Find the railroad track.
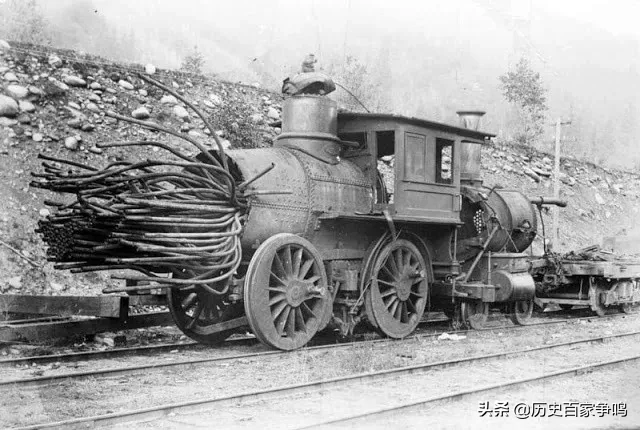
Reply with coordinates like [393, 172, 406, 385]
[1, 310, 629, 390]
[0, 312, 620, 388]
[11, 327, 640, 430]
[0, 305, 613, 369]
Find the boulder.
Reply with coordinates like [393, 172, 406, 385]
[4, 72, 18, 82]
[86, 103, 100, 113]
[64, 136, 79, 150]
[0, 117, 18, 126]
[67, 118, 83, 129]
[160, 95, 178, 105]
[523, 167, 541, 182]
[594, 192, 605, 205]
[209, 93, 222, 105]
[267, 106, 280, 120]
[63, 75, 87, 87]
[118, 80, 134, 90]
[90, 82, 102, 90]
[6, 85, 29, 99]
[173, 105, 189, 119]
[18, 100, 35, 113]
[32, 132, 43, 142]
[0, 40, 10, 51]
[28, 85, 45, 97]
[131, 107, 150, 120]
[0, 94, 19, 117]
[138, 89, 148, 97]
[81, 123, 95, 132]
[145, 64, 156, 75]
[48, 55, 63, 68]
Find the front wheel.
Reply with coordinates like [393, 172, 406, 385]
[243, 234, 332, 350]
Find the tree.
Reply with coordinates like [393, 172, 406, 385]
[180, 45, 205, 75]
[499, 58, 548, 145]
[0, 0, 51, 45]
[324, 55, 383, 112]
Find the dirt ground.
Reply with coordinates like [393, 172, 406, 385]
[1, 311, 639, 429]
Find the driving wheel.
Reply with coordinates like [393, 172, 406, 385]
[244, 234, 332, 350]
[364, 238, 428, 338]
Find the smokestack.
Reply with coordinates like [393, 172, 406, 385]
[456, 110, 486, 130]
[456, 110, 486, 186]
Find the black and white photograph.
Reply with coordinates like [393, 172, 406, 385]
[0, 0, 639, 428]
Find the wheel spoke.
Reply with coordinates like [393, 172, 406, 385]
[378, 278, 397, 288]
[295, 307, 306, 332]
[271, 300, 288, 320]
[273, 253, 286, 278]
[389, 298, 400, 317]
[384, 295, 397, 309]
[401, 302, 409, 323]
[301, 302, 318, 320]
[403, 249, 411, 267]
[393, 300, 402, 319]
[395, 249, 404, 274]
[386, 252, 399, 275]
[411, 277, 426, 285]
[285, 307, 296, 338]
[185, 302, 204, 329]
[292, 248, 303, 278]
[406, 298, 417, 313]
[276, 306, 291, 336]
[269, 293, 286, 306]
[304, 275, 321, 284]
[299, 259, 314, 279]
[270, 271, 287, 286]
[381, 265, 397, 281]
[380, 286, 396, 297]
[282, 245, 293, 275]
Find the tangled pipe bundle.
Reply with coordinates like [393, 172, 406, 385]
[31, 74, 272, 295]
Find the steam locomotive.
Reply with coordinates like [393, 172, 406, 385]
[37, 71, 640, 351]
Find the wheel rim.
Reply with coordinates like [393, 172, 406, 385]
[244, 234, 331, 350]
[589, 283, 607, 317]
[365, 239, 428, 338]
[167, 285, 240, 344]
[510, 299, 533, 325]
[460, 301, 488, 329]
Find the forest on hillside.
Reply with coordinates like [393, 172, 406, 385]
[0, 0, 638, 169]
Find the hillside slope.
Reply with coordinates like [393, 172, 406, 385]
[1, 41, 638, 296]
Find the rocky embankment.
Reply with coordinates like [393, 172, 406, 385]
[0, 40, 638, 295]
[0, 40, 283, 295]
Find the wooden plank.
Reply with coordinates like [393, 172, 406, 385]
[0, 295, 127, 318]
[0, 312, 174, 342]
[128, 295, 167, 307]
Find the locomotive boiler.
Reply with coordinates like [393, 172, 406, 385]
[36, 69, 634, 351]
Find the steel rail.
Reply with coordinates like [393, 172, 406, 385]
[0, 312, 627, 384]
[11, 329, 640, 430]
[300, 354, 640, 429]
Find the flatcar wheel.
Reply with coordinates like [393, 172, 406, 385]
[365, 239, 428, 339]
[620, 303, 640, 314]
[510, 299, 534, 325]
[167, 286, 240, 345]
[589, 283, 608, 317]
[244, 234, 331, 350]
[460, 301, 489, 329]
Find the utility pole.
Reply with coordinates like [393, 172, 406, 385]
[552, 118, 571, 249]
